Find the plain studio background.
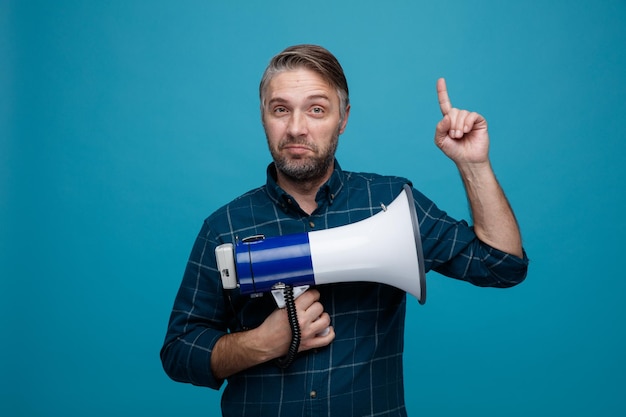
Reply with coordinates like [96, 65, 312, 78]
[2, 0, 625, 416]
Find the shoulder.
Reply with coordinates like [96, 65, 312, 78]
[340, 168, 439, 212]
[203, 185, 272, 237]
[343, 170, 412, 195]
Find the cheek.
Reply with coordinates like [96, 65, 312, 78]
[263, 120, 284, 141]
[317, 122, 341, 139]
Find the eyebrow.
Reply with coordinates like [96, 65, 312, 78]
[267, 94, 332, 106]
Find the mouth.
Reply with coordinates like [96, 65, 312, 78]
[280, 141, 315, 155]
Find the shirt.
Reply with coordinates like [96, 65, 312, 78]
[161, 160, 528, 417]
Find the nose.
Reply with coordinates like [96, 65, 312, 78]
[286, 111, 308, 137]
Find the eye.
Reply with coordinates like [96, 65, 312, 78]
[273, 106, 288, 114]
[311, 106, 324, 114]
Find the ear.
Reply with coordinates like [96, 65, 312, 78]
[338, 104, 351, 134]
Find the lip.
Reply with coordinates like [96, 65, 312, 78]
[282, 144, 314, 154]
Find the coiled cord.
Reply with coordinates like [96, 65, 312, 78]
[275, 285, 301, 369]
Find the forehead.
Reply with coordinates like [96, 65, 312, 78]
[266, 68, 338, 102]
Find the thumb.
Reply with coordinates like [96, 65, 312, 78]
[436, 114, 451, 135]
[434, 115, 451, 147]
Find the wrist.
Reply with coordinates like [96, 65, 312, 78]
[245, 326, 280, 363]
[456, 160, 495, 185]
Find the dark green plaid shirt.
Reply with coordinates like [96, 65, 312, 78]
[161, 161, 528, 416]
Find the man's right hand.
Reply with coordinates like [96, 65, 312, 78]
[258, 288, 334, 357]
[210, 289, 334, 380]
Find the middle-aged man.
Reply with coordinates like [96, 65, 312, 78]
[161, 44, 529, 416]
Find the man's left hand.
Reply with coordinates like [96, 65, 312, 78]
[435, 78, 490, 166]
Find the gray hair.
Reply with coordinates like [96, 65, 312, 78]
[259, 44, 350, 122]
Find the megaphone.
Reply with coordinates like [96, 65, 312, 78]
[215, 184, 426, 305]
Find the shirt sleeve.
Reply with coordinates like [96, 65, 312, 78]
[412, 186, 529, 287]
[160, 221, 228, 390]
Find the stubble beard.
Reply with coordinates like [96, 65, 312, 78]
[269, 132, 339, 183]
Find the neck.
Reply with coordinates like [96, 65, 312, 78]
[276, 169, 333, 215]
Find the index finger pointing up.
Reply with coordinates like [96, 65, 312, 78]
[437, 77, 452, 115]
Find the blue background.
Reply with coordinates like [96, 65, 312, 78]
[2, 0, 625, 415]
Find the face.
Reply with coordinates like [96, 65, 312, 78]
[262, 68, 350, 183]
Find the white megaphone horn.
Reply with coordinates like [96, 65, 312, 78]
[215, 184, 426, 305]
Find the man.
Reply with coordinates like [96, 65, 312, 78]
[161, 44, 528, 416]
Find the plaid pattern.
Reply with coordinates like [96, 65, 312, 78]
[161, 161, 528, 417]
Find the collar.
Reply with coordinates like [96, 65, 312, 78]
[265, 159, 345, 215]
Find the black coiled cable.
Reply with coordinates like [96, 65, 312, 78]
[275, 285, 301, 369]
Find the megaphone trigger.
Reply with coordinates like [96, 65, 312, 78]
[317, 326, 331, 337]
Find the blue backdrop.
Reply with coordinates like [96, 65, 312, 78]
[2, 0, 625, 416]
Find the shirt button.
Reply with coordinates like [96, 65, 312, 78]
[309, 221, 315, 228]
[310, 390, 317, 399]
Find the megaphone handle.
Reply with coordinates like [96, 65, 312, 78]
[271, 284, 330, 337]
[271, 285, 309, 308]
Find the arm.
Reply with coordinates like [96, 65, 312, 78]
[210, 289, 334, 380]
[162, 220, 335, 387]
[434, 78, 523, 258]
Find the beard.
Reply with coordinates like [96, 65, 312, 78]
[268, 131, 339, 182]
